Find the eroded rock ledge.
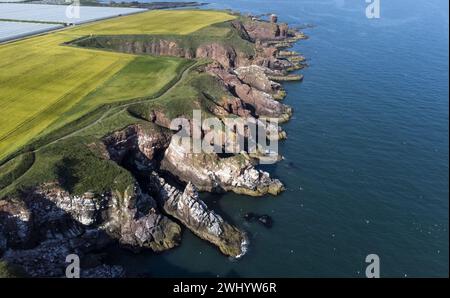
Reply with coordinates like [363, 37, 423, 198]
[161, 137, 284, 196]
[205, 62, 293, 122]
[150, 174, 247, 257]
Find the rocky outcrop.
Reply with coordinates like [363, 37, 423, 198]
[77, 37, 250, 69]
[253, 45, 297, 71]
[234, 65, 284, 96]
[195, 43, 255, 68]
[242, 20, 290, 41]
[18, 182, 181, 252]
[34, 185, 107, 227]
[161, 138, 284, 196]
[214, 94, 252, 118]
[205, 62, 292, 122]
[150, 175, 247, 257]
[104, 125, 251, 257]
[101, 185, 181, 252]
[0, 181, 181, 277]
[0, 193, 113, 277]
[121, 39, 188, 57]
[244, 212, 273, 228]
[103, 124, 171, 169]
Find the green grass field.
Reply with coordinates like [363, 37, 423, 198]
[0, 10, 235, 162]
[67, 10, 235, 36]
[42, 56, 192, 136]
[129, 66, 232, 121]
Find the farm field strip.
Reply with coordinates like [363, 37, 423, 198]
[0, 21, 63, 42]
[66, 9, 236, 35]
[0, 9, 236, 161]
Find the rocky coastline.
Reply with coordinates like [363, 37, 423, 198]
[0, 12, 307, 277]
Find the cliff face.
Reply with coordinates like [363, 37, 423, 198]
[0, 181, 181, 277]
[106, 37, 294, 70]
[72, 18, 304, 71]
[119, 39, 188, 57]
[76, 37, 250, 69]
[242, 20, 290, 41]
[161, 138, 284, 196]
[196, 43, 242, 68]
[100, 185, 181, 252]
[234, 65, 282, 94]
[103, 124, 171, 168]
[205, 62, 292, 122]
[104, 125, 254, 256]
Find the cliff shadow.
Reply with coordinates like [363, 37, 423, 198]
[0, 188, 160, 277]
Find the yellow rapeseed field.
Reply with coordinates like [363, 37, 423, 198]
[0, 10, 235, 161]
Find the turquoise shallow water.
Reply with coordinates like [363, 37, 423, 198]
[114, 0, 449, 277]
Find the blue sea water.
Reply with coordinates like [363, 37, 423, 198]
[115, 0, 449, 277]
